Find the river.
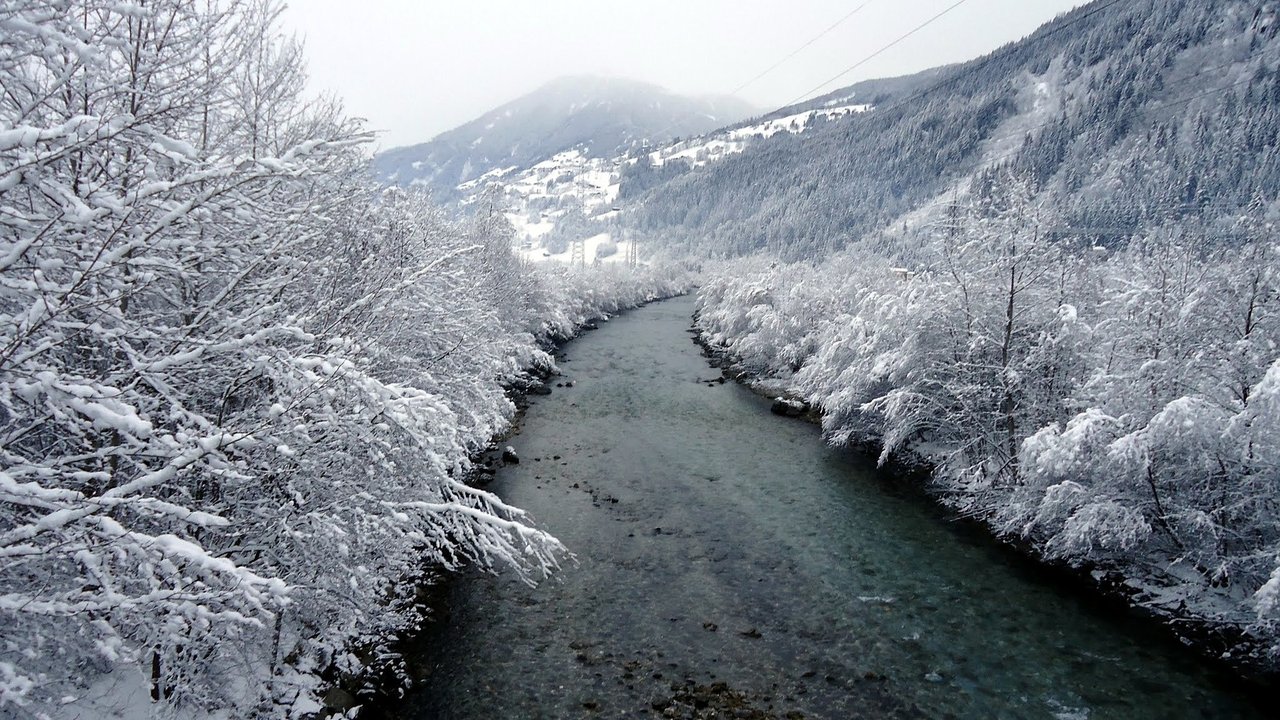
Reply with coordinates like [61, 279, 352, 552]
[377, 295, 1266, 719]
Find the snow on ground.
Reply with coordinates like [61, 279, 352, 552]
[726, 103, 872, 141]
[506, 211, 554, 243]
[659, 138, 748, 167]
[649, 103, 871, 168]
[458, 101, 872, 257]
[470, 148, 624, 247]
[977, 61, 1066, 166]
[520, 232, 635, 267]
[43, 668, 242, 720]
[456, 164, 518, 193]
[493, 150, 620, 213]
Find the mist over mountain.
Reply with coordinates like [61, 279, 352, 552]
[374, 75, 756, 197]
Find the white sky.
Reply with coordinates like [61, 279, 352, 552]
[281, 0, 1088, 150]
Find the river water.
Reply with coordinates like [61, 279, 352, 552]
[381, 295, 1266, 719]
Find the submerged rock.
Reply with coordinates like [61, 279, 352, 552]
[322, 687, 358, 712]
[770, 398, 807, 418]
[502, 446, 520, 464]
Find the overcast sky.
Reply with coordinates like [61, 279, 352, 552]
[281, 0, 1087, 150]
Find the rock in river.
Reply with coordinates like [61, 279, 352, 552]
[770, 397, 808, 418]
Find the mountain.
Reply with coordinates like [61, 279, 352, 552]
[463, 68, 947, 262]
[618, 0, 1280, 259]
[373, 76, 756, 197]
[431, 0, 1280, 269]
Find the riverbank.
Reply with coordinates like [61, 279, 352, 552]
[316, 285, 693, 717]
[369, 295, 1269, 719]
[690, 309, 1280, 691]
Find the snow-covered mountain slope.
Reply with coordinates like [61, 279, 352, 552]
[498, 0, 1280, 265]
[621, 0, 1280, 260]
[649, 101, 872, 169]
[472, 95, 882, 258]
[373, 76, 756, 197]
[473, 69, 953, 258]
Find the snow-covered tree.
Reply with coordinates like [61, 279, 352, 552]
[693, 179, 1280, 663]
[0, 2, 697, 715]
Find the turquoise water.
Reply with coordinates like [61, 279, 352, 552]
[382, 295, 1267, 719]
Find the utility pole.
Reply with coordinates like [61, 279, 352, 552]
[570, 175, 587, 269]
[625, 233, 639, 268]
[946, 189, 962, 242]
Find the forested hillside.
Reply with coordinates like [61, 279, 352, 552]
[688, 0, 1280, 671]
[0, 1, 689, 716]
[626, 0, 1280, 259]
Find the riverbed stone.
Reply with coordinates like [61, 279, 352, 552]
[321, 686, 358, 711]
[770, 397, 807, 417]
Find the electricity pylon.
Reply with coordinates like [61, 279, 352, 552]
[625, 233, 638, 268]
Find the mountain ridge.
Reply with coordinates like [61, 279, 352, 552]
[373, 75, 756, 197]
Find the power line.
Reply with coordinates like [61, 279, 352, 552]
[853, 2, 1272, 220]
[636, 0, 1131, 178]
[701, 0, 1130, 140]
[666, 0, 1113, 144]
[780, 0, 974, 110]
[641, 1, 881, 149]
[728, 1, 878, 98]
[640, 0, 967, 149]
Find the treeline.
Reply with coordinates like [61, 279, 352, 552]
[0, 1, 688, 716]
[695, 176, 1280, 666]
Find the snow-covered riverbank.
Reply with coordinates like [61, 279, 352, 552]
[373, 295, 1268, 720]
[692, 251, 1280, 680]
